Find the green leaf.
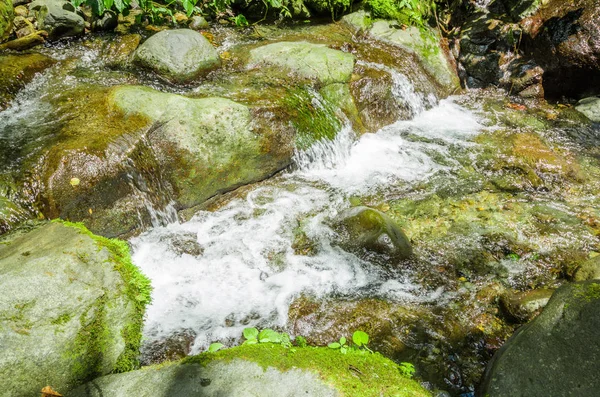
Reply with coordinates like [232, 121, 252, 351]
[340, 346, 348, 354]
[90, 0, 106, 16]
[399, 362, 415, 378]
[339, 337, 346, 345]
[103, 0, 114, 11]
[258, 329, 281, 343]
[208, 342, 224, 352]
[182, 0, 194, 16]
[114, 0, 126, 13]
[328, 342, 341, 349]
[243, 327, 259, 340]
[243, 339, 258, 345]
[352, 330, 369, 347]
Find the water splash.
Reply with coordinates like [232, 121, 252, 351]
[131, 95, 485, 354]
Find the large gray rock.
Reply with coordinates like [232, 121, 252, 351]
[28, 0, 84, 40]
[481, 281, 600, 396]
[575, 97, 600, 122]
[247, 41, 355, 85]
[133, 29, 220, 83]
[0, 222, 150, 396]
[68, 360, 337, 397]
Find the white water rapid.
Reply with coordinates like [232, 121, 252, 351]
[130, 72, 485, 355]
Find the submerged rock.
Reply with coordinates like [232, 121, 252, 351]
[28, 0, 84, 40]
[335, 206, 412, 260]
[0, 53, 55, 109]
[133, 29, 220, 83]
[0, 221, 150, 396]
[481, 281, 600, 396]
[247, 41, 355, 85]
[500, 288, 554, 323]
[68, 344, 431, 397]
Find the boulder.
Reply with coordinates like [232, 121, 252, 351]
[500, 288, 554, 322]
[0, 0, 13, 42]
[335, 206, 412, 260]
[524, 0, 600, 98]
[481, 281, 600, 396]
[574, 256, 600, 281]
[28, 0, 84, 40]
[133, 29, 220, 83]
[189, 15, 208, 30]
[368, 21, 460, 93]
[91, 10, 117, 32]
[68, 344, 431, 397]
[575, 96, 600, 122]
[0, 221, 150, 396]
[247, 41, 355, 85]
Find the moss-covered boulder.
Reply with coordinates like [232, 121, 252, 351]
[247, 41, 355, 85]
[367, 21, 460, 93]
[133, 29, 220, 83]
[0, 53, 56, 109]
[574, 256, 600, 281]
[334, 206, 412, 260]
[68, 344, 431, 397]
[0, 0, 13, 42]
[481, 281, 600, 396]
[0, 221, 150, 396]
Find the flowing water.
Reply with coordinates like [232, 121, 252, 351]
[130, 75, 486, 355]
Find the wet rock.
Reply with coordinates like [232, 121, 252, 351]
[11, 14, 34, 37]
[13, 3, 25, 15]
[0, 222, 150, 396]
[0, 53, 55, 109]
[247, 41, 355, 85]
[575, 96, 600, 122]
[335, 206, 412, 260]
[500, 288, 554, 322]
[524, 0, 600, 98]
[28, 0, 84, 40]
[341, 10, 372, 33]
[100, 33, 141, 67]
[368, 21, 460, 93]
[69, 344, 430, 397]
[189, 15, 208, 30]
[140, 329, 196, 366]
[481, 281, 600, 396]
[0, 0, 13, 41]
[91, 10, 117, 32]
[133, 29, 220, 83]
[574, 256, 600, 281]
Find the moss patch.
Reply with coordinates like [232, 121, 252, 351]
[184, 344, 431, 397]
[54, 220, 152, 372]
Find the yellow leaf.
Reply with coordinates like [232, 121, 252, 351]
[70, 178, 80, 187]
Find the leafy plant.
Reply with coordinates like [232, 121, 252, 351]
[242, 327, 292, 348]
[352, 330, 369, 347]
[399, 362, 415, 378]
[328, 336, 349, 354]
[208, 342, 225, 352]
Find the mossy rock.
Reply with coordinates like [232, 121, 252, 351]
[247, 41, 356, 86]
[0, 0, 13, 42]
[0, 53, 56, 109]
[368, 21, 460, 94]
[133, 29, 220, 83]
[0, 221, 150, 396]
[481, 281, 600, 396]
[68, 344, 431, 397]
[334, 206, 412, 260]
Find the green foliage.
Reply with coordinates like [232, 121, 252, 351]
[399, 362, 416, 378]
[328, 336, 349, 354]
[242, 327, 292, 348]
[352, 330, 369, 347]
[295, 335, 308, 347]
[365, 0, 436, 28]
[208, 342, 225, 352]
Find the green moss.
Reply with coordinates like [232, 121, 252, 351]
[284, 88, 342, 150]
[574, 282, 600, 302]
[53, 220, 152, 373]
[51, 313, 73, 326]
[365, 0, 432, 27]
[184, 344, 430, 396]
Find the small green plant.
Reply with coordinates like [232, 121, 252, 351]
[352, 330, 369, 347]
[399, 362, 415, 378]
[506, 253, 520, 261]
[242, 327, 292, 348]
[328, 336, 349, 354]
[208, 342, 225, 352]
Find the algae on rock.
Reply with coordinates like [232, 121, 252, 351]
[0, 221, 150, 396]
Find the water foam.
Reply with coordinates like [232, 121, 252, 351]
[131, 75, 486, 353]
